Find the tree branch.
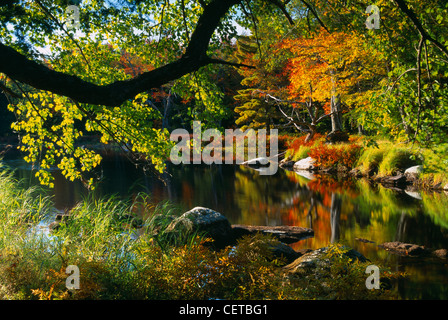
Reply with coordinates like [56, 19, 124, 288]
[0, 0, 242, 107]
[393, 0, 448, 58]
[299, 0, 329, 33]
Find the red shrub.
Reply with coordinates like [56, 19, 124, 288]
[309, 143, 361, 168]
[287, 133, 324, 151]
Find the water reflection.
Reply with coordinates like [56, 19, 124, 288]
[2, 157, 448, 299]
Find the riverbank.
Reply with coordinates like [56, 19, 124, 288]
[280, 134, 448, 192]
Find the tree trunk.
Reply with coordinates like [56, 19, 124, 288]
[330, 93, 343, 132]
[304, 124, 316, 143]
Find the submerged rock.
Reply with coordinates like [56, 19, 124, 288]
[379, 241, 429, 256]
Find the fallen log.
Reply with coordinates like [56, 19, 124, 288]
[231, 224, 314, 244]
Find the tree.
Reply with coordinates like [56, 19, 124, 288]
[294, 0, 448, 144]
[1, 0, 447, 188]
[0, 0, 297, 187]
[282, 29, 385, 135]
[233, 36, 286, 131]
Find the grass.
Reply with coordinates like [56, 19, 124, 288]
[0, 166, 399, 300]
[377, 147, 419, 176]
[284, 134, 448, 188]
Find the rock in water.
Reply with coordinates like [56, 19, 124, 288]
[293, 157, 316, 171]
[379, 241, 429, 256]
[231, 225, 314, 244]
[165, 207, 233, 248]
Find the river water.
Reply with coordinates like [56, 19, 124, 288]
[3, 156, 448, 300]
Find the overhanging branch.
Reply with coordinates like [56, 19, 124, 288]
[0, 0, 242, 107]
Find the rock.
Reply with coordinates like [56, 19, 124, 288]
[378, 174, 407, 188]
[283, 246, 367, 275]
[231, 224, 314, 244]
[379, 241, 429, 256]
[349, 168, 363, 178]
[270, 243, 302, 263]
[293, 157, 316, 171]
[165, 207, 234, 248]
[279, 160, 295, 169]
[432, 249, 448, 259]
[248, 239, 304, 264]
[404, 165, 423, 182]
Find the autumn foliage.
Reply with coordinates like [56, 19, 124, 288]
[309, 143, 362, 169]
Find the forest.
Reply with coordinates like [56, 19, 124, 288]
[0, 0, 448, 303]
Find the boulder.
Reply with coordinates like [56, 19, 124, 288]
[279, 160, 295, 169]
[432, 249, 448, 259]
[293, 157, 316, 171]
[377, 174, 407, 188]
[165, 207, 234, 248]
[248, 239, 307, 264]
[379, 241, 429, 256]
[231, 224, 314, 244]
[283, 246, 367, 275]
[404, 165, 423, 182]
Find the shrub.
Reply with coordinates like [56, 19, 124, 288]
[285, 134, 324, 161]
[309, 143, 362, 169]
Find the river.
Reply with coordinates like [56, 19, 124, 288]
[2, 155, 448, 300]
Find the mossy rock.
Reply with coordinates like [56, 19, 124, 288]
[283, 246, 368, 275]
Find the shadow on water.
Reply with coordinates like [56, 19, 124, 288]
[2, 156, 448, 299]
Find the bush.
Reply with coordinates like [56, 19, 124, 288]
[309, 143, 362, 169]
[285, 134, 324, 161]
